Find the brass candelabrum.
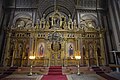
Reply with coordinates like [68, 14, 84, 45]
[75, 56, 81, 75]
[28, 56, 35, 76]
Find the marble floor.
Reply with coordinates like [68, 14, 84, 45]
[0, 73, 105, 80]
[0, 74, 43, 80]
[0, 72, 120, 80]
[106, 72, 120, 80]
[67, 74, 106, 80]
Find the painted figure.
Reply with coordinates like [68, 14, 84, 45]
[89, 45, 94, 58]
[69, 44, 73, 57]
[17, 43, 23, 58]
[38, 44, 44, 57]
[25, 45, 30, 59]
[57, 53, 61, 59]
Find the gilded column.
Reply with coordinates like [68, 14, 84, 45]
[34, 33, 37, 55]
[79, 34, 83, 65]
[100, 32, 106, 66]
[65, 36, 68, 66]
[31, 34, 34, 55]
[95, 41, 99, 66]
[75, 38, 78, 51]
[65, 33, 68, 58]
[86, 41, 90, 67]
[11, 40, 17, 67]
[3, 32, 11, 66]
[33, 33, 37, 66]
[11, 43, 16, 67]
[96, 51, 99, 66]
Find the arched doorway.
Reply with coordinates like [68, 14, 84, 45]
[50, 42, 62, 66]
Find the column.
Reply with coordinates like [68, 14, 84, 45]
[75, 38, 78, 51]
[79, 34, 83, 65]
[3, 32, 11, 66]
[86, 41, 90, 67]
[93, 40, 98, 66]
[102, 15, 111, 65]
[108, 0, 120, 52]
[0, 0, 4, 65]
[77, 12, 80, 28]
[34, 33, 37, 55]
[113, 0, 120, 31]
[118, 0, 120, 9]
[95, 44, 99, 66]
[113, 0, 120, 51]
[11, 47, 16, 67]
[0, 0, 3, 25]
[100, 33, 106, 66]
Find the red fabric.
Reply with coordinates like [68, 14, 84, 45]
[49, 69, 62, 72]
[48, 72, 62, 75]
[48, 66, 62, 75]
[49, 66, 62, 69]
[41, 75, 67, 80]
[41, 66, 67, 80]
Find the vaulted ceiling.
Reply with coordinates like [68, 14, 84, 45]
[38, 0, 76, 18]
[4, 0, 106, 19]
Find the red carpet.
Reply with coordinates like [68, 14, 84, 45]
[41, 75, 67, 80]
[48, 66, 62, 75]
[41, 66, 67, 80]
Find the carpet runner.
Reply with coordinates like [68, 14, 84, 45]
[41, 66, 67, 80]
[92, 67, 118, 80]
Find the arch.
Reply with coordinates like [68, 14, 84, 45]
[82, 46, 86, 56]
[38, 0, 75, 9]
[40, 5, 72, 19]
[45, 11, 68, 21]
[81, 13, 98, 27]
[13, 13, 32, 25]
[38, 0, 75, 18]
